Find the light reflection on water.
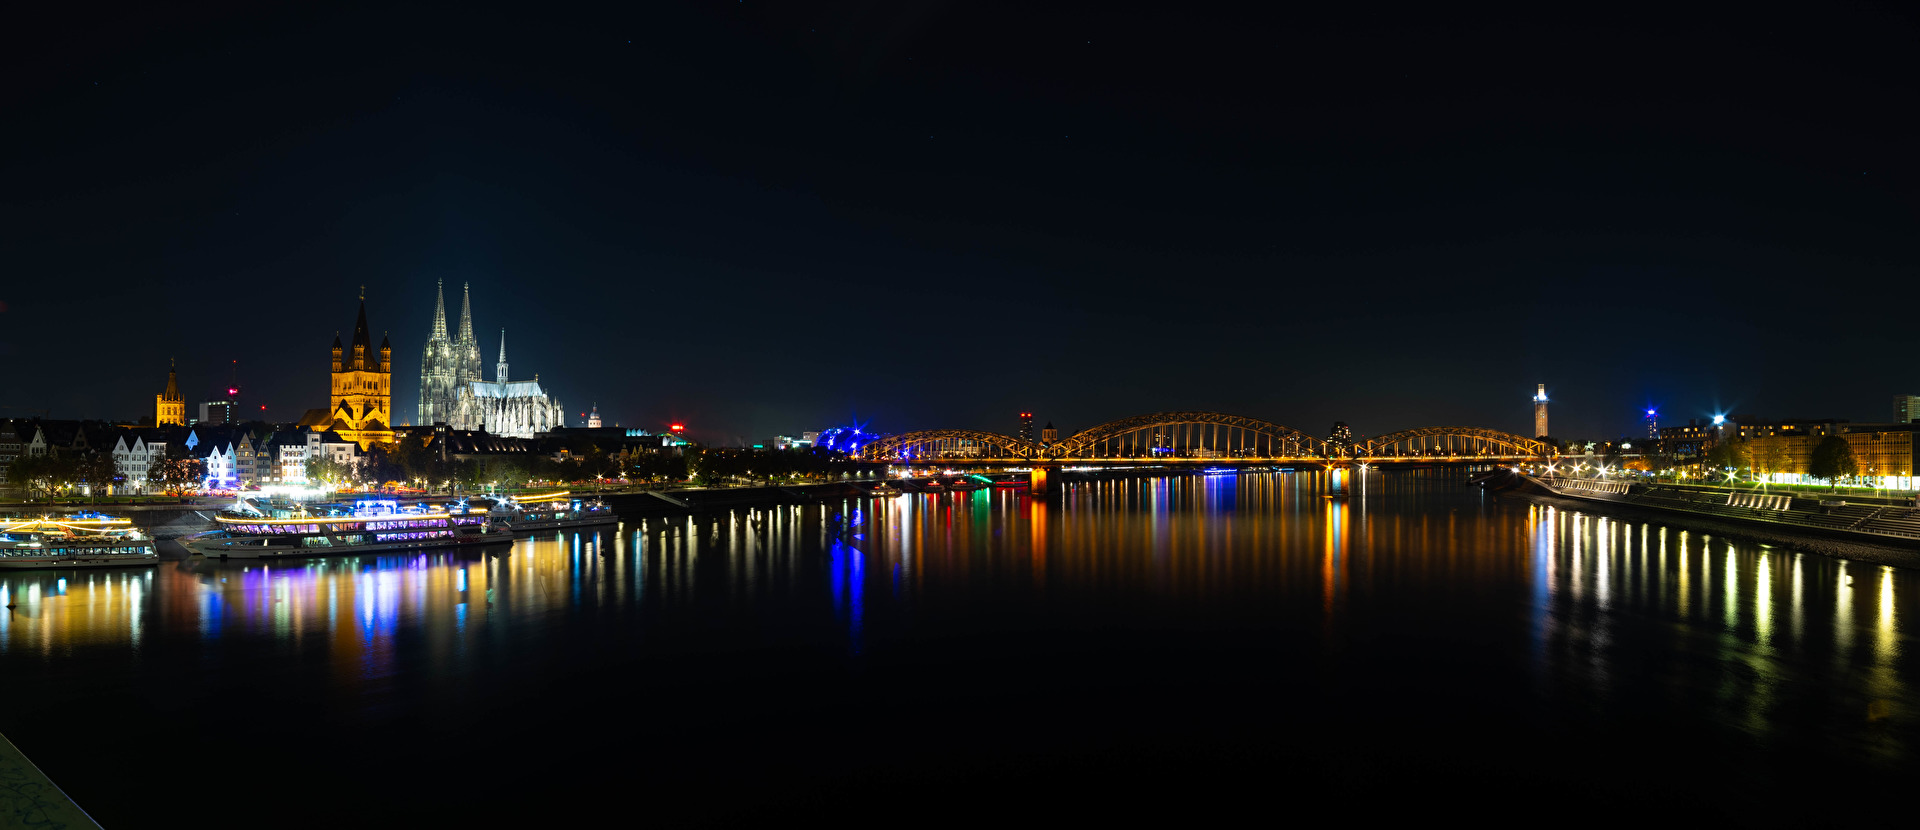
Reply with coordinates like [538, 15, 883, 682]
[0, 470, 1914, 773]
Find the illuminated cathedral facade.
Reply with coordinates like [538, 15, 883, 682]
[417, 281, 565, 438]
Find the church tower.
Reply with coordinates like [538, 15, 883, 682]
[329, 290, 395, 449]
[496, 329, 509, 383]
[156, 359, 185, 426]
[455, 281, 482, 387]
[419, 279, 459, 425]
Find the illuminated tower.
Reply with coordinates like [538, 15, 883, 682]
[1533, 384, 1549, 439]
[1018, 412, 1034, 443]
[1645, 408, 1658, 440]
[328, 289, 395, 449]
[496, 329, 510, 383]
[1041, 422, 1058, 444]
[587, 403, 602, 428]
[419, 278, 460, 425]
[156, 359, 185, 426]
[455, 282, 482, 387]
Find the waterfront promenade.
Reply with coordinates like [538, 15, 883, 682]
[1, 732, 96, 829]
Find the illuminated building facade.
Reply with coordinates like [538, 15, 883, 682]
[1019, 412, 1034, 442]
[1747, 426, 1920, 489]
[156, 360, 185, 426]
[325, 295, 395, 449]
[1533, 384, 1549, 439]
[418, 279, 464, 427]
[418, 283, 564, 438]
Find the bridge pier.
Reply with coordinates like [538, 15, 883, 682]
[1030, 465, 1057, 495]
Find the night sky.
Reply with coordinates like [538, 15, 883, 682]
[4, 3, 1915, 445]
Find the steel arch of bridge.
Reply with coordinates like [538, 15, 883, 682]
[1358, 426, 1547, 459]
[1052, 411, 1328, 458]
[861, 429, 1032, 461]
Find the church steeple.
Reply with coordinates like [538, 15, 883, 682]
[458, 282, 475, 346]
[431, 278, 448, 340]
[350, 295, 375, 371]
[496, 329, 509, 383]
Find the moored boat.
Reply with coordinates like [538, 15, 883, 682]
[0, 515, 158, 570]
[473, 491, 618, 534]
[184, 497, 513, 560]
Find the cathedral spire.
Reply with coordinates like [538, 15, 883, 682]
[431, 278, 448, 340]
[458, 282, 475, 346]
[496, 328, 509, 383]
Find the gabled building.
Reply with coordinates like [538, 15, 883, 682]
[110, 431, 169, 494]
[0, 421, 29, 483]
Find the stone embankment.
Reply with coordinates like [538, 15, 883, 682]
[1474, 470, 1920, 570]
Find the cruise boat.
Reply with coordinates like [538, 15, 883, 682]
[946, 478, 984, 491]
[471, 491, 618, 534]
[868, 484, 903, 497]
[183, 497, 513, 560]
[0, 515, 158, 570]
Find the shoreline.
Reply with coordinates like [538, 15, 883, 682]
[1489, 485, 1920, 570]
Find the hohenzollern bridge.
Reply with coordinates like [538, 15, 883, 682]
[858, 411, 1550, 465]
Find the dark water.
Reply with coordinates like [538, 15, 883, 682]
[1, 470, 1913, 826]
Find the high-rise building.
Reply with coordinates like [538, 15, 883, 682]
[198, 400, 236, 425]
[156, 360, 185, 426]
[1645, 408, 1658, 440]
[1018, 412, 1034, 442]
[1533, 384, 1549, 439]
[1327, 421, 1355, 450]
[1895, 394, 1920, 424]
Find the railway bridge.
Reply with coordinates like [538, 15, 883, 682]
[857, 411, 1553, 492]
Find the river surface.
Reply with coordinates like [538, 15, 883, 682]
[1, 470, 1913, 826]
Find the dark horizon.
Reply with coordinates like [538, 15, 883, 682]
[4, 3, 1916, 444]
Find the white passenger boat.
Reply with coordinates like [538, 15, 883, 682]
[183, 497, 513, 560]
[0, 515, 159, 570]
[472, 491, 618, 534]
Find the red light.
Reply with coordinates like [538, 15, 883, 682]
[670, 423, 685, 432]
[228, 388, 239, 396]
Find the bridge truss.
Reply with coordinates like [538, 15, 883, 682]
[857, 414, 1551, 464]
[1050, 411, 1328, 459]
[1356, 427, 1547, 459]
[860, 429, 1036, 461]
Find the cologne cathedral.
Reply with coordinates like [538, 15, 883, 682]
[417, 281, 565, 438]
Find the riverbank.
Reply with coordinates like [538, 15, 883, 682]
[1482, 472, 1920, 570]
[0, 730, 98, 829]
